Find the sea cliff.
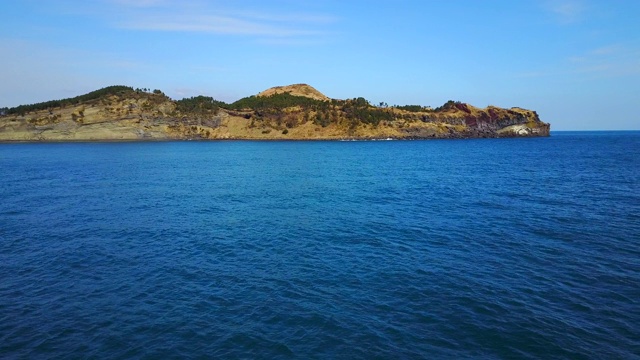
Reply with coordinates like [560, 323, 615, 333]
[0, 84, 550, 141]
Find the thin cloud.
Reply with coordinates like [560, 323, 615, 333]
[590, 44, 621, 55]
[569, 44, 640, 76]
[106, 0, 335, 41]
[544, 0, 587, 23]
[567, 45, 619, 63]
[574, 62, 640, 76]
[235, 11, 338, 24]
[110, 0, 168, 8]
[120, 15, 324, 37]
[516, 44, 640, 78]
[255, 37, 330, 46]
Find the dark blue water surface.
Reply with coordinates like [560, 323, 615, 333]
[1, 132, 639, 359]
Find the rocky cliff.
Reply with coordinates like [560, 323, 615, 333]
[0, 85, 550, 141]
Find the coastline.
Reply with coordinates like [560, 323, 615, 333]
[0, 134, 551, 144]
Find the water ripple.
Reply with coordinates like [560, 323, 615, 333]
[1, 134, 639, 358]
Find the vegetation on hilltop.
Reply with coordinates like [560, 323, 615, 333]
[5, 86, 135, 116]
[229, 93, 324, 111]
[224, 94, 401, 128]
[175, 96, 227, 114]
[342, 97, 393, 126]
[395, 105, 429, 112]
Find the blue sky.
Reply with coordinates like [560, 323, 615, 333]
[1, 0, 639, 130]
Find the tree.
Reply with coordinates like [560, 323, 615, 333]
[396, 105, 424, 112]
[353, 97, 369, 107]
[314, 112, 330, 127]
[175, 96, 227, 114]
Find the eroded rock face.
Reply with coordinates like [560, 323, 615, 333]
[498, 123, 550, 137]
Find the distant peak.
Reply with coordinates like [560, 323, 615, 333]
[257, 84, 329, 101]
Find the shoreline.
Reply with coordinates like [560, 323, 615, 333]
[0, 134, 550, 144]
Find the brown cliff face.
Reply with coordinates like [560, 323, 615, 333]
[409, 102, 550, 138]
[0, 86, 550, 141]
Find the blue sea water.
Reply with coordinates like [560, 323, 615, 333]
[0, 132, 639, 359]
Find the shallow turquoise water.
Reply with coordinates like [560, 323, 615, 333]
[1, 132, 639, 358]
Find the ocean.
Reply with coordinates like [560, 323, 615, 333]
[1, 132, 639, 359]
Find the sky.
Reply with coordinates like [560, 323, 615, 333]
[1, 0, 639, 130]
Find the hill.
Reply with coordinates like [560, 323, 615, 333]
[257, 84, 330, 101]
[0, 85, 550, 141]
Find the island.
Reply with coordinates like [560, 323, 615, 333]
[0, 84, 550, 141]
